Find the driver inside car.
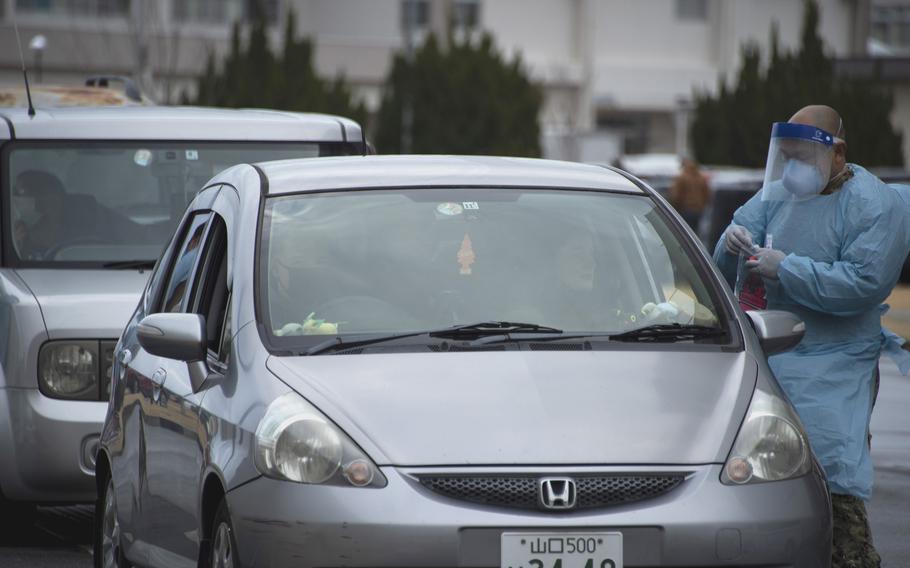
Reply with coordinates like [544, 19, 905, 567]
[12, 170, 69, 260]
[12, 169, 145, 261]
[510, 226, 713, 331]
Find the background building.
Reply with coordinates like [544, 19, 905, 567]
[1, 0, 907, 165]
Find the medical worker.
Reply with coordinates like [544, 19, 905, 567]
[714, 105, 910, 568]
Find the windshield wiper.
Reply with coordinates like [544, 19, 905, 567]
[102, 260, 156, 270]
[427, 321, 563, 338]
[302, 321, 563, 356]
[608, 323, 726, 342]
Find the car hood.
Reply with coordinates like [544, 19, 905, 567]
[267, 350, 756, 466]
[16, 269, 148, 339]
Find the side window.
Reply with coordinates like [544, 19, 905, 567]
[189, 216, 231, 365]
[218, 294, 232, 365]
[159, 213, 211, 313]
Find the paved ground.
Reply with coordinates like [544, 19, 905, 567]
[0, 505, 92, 567]
[869, 357, 910, 567]
[882, 284, 910, 341]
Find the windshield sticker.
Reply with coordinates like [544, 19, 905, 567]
[457, 233, 476, 275]
[185, 149, 199, 161]
[462, 201, 479, 210]
[436, 202, 463, 216]
[133, 149, 153, 167]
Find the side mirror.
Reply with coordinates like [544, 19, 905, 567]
[137, 313, 206, 362]
[745, 310, 805, 355]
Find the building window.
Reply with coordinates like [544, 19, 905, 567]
[16, 0, 129, 17]
[401, 0, 429, 31]
[173, 0, 278, 25]
[676, 0, 708, 21]
[452, 0, 480, 29]
[871, 5, 910, 49]
[174, 0, 239, 24]
[243, 0, 280, 25]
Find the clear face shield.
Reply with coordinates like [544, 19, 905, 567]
[760, 122, 836, 202]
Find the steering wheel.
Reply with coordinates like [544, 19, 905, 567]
[44, 237, 111, 260]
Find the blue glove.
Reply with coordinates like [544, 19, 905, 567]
[746, 248, 786, 279]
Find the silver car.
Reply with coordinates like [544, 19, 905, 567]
[98, 155, 831, 568]
[0, 105, 365, 516]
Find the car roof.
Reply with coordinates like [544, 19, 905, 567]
[0, 84, 148, 108]
[256, 155, 643, 194]
[0, 105, 362, 142]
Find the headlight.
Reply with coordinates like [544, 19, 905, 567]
[255, 392, 386, 487]
[722, 385, 811, 485]
[38, 341, 99, 400]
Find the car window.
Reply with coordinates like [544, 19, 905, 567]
[160, 213, 211, 313]
[2, 141, 338, 267]
[188, 216, 231, 363]
[259, 188, 727, 350]
[218, 294, 232, 366]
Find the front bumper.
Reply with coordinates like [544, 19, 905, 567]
[0, 387, 105, 503]
[228, 464, 831, 567]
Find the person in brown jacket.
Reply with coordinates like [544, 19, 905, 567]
[668, 158, 710, 232]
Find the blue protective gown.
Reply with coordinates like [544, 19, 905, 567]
[713, 165, 910, 499]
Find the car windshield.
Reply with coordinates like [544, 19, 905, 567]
[3, 141, 349, 266]
[260, 187, 728, 351]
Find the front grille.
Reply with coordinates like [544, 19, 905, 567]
[421, 476, 539, 509]
[575, 475, 684, 508]
[418, 473, 686, 512]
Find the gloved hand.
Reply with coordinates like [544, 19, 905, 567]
[723, 224, 755, 256]
[746, 248, 786, 279]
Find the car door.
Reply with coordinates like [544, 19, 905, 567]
[130, 210, 211, 567]
[145, 213, 232, 567]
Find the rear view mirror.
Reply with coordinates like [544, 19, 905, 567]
[137, 313, 206, 362]
[745, 310, 805, 355]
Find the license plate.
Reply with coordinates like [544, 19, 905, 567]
[501, 532, 623, 568]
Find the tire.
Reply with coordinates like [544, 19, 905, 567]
[209, 498, 239, 568]
[94, 475, 128, 568]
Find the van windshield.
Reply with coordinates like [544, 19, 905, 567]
[3, 141, 349, 267]
[260, 188, 727, 352]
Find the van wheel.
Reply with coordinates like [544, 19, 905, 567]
[210, 498, 238, 568]
[95, 476, 127, 568]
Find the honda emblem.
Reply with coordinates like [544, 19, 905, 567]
[539, 477, 577, 510]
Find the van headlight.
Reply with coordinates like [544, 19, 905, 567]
[254, 392, 386, 487]
[38, 341, 99, 400]
[722, 385, 811, 485]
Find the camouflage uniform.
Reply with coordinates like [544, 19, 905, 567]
[831, 493, 881, 568]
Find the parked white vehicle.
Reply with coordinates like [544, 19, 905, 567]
[0, 105, 365, 515]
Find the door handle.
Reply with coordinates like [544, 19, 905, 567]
[151, 368, 166, 404]
[117, 349, 132, 381]
[118, 348, 132, 366]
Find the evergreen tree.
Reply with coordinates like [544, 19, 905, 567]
[187, 8, 366, 127]
[691, 0, 903, 167]
[376, 32, 542, 156]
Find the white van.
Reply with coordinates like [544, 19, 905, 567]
[0, 105, 365, 514]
